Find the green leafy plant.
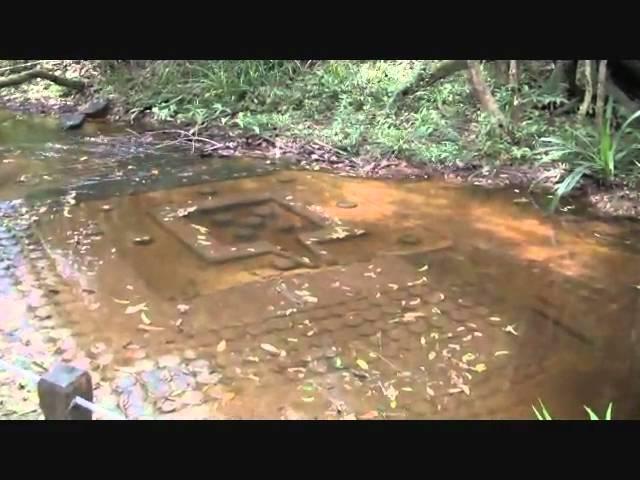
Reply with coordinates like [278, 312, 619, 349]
[537, 101, 640, 211]
[532, 400, 613, 420]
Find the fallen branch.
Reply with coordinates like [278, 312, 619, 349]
[0, 68, 85, 91]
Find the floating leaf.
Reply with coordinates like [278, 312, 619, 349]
[471, 363, 487, 373]
[426, 386, 435, 396]
[177, 304, 190, 314]
[137, 324, 164, 332]
[502, 324, 519, 336]
[390, 400, 397, 409]
[462, 353, 476, 363]
[334, 357, 344, 369]
[112, 298, 130, 305]
[428, 351, 436, 361]
[260, 343, 281, 355]
[140, 311, 151, 325]
[418, 264, 429, 272]
[216, 340, 227, 353]
[301, 396, 315, 403]
[125, 303, 148, 315]
[420, 336, 426, 346]
[356, 359, 369, 370]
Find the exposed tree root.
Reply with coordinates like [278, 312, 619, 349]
[0, 68, 85, 91]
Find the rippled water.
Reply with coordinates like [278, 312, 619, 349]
[1, 110, 640, 420]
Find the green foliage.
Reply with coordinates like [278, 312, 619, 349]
[101, 60, 469, 164]
[533, 400, 613, 420]
[532, 399, 553, 420]
[537, 101, 640, 210]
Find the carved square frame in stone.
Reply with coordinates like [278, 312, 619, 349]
[150, 192, 366, 265]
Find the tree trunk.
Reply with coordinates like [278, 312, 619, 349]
[546, 60, 579, 98]
[0, 68, 85, 91]
[579, 60, 594, 117]
[595, 60, 608, 128]
[467, 60, 508, 128]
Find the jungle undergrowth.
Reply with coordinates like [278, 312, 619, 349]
[98, 61, 579, 167]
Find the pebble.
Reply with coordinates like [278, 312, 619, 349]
[158, 354, 181, 368]
[271, 257, 299, 271]
[132, 235, 153, 246]
[183, 349, 198, 360]
[398, 233, 422, 246]
[159, 399, 179, 413]
[198, 188, 218, 196]
[276, 176, 296, 184]
[189, 359, 211, 374]
[336, 200, 358, 209]
[196, 372, 222, 385]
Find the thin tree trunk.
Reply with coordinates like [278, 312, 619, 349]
[0, 68, 85, 91]
[467, 60, 508, 128]
[595, 60, 608, 128]
[508, 60, 519, 120]
[579, 60, 594, 117]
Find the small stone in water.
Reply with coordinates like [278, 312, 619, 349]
[180, 390, 205, 406]
[133, 235, 153, 246]
[196, 372, 222, 385]
[158, 354, 181, 368]
[160, 399, 179, 413]
[34, 306, 53, 320]
[398, 233, 422, 246]
[336, 200, 358, 209]
[183, 349, 197, 360]
[272, 257, 299, 271]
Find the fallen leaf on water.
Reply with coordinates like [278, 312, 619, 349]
[260, 343, 281, 355]
[140, 311, 151, 325]
[426, 386, 435, 396]
[418, 264, 429, 272]
[301, 396, 315, 403]
[112, 298, 130, 305]
[463, 334, 473, 342]
[489, 316, 502, 322]
[428, 351, 436, 361]
[494, 350, 510, 357]
[390, 400, 397, 409]
[401, 387, 414, 392]
[137, 324, 165, 332]
[430, 332, 439, 340]
[420, 336, 426, 346]
[503, 324, 519, 336]
[388, 283, 399, 290]
[460, 384, 470, 395]
[217, 340, 227, 353]
[334, 357, 344, 369]
[356, 359, 369, 370]
[471, 363, 487, 373]
[125, 303, 148, 315]
[287, 338, 298, 343]
[359, 410, 379, 420]
[177, 304, 190, 314]
[191, 224, 209, 234]
[462, 353, 476, 363]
